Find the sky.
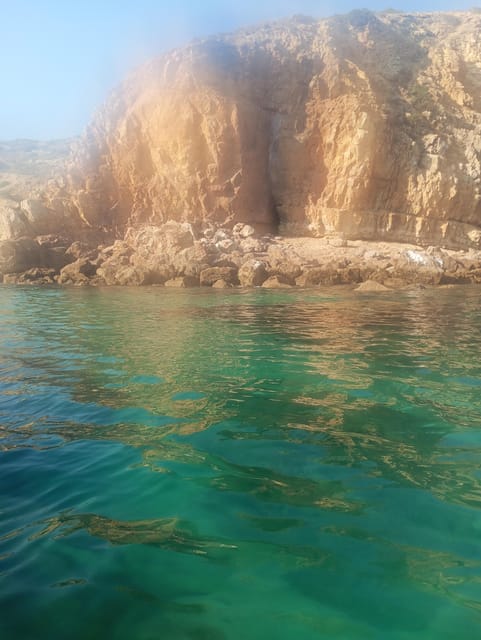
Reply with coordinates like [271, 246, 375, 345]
[0, 0, 476, 140]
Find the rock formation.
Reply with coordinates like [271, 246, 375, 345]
[0, 139, 73, 240]
[46, 9, 481, 246]
[3, 9, 481, 286]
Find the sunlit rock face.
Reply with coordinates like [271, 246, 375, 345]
[0, 139, 75, 241]
[48, 9, 481, 248]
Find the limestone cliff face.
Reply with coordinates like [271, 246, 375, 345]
[0, 139, 75, 241]
[46, 10, 481, 248]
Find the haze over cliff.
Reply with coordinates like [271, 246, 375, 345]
[54, 9, 481, 245]
[2, 9, 481, 286]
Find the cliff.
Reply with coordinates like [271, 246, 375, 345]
[44, 9, 481, 248]
[3, 9, 481, 287]
[0, 139, 73, 240]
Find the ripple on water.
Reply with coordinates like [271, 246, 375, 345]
[2, 286, 481, 639]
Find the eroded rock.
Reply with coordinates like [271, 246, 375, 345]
[355, 280, 391, 292]
[261, 275, 294, 288]
[199, 266, 239, 287]
[35, 10, 481, 250]
[238, 259, 268, 287]
[164, 275, 199, 288]
[57, 258, 98, 285]
[3, 268, 56, 285]
[212, 279, 233, 288]
[4, 12, 481, 287]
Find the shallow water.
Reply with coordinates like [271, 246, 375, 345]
[1, 284, 481, 639]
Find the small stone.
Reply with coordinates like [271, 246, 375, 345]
[238, 224, 256, 238]
[213, 229, 231, 243]
[232, 223, 244, 235]
[215, 238, 237, 252]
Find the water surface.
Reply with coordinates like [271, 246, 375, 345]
[1, 285, 481, 639]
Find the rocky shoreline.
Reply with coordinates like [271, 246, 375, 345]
[3, 11, 481, 287]
[3, 221, 481, 290]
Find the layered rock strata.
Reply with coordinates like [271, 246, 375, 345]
[38, 9, 481, 249]
[3, 10, 481, 285]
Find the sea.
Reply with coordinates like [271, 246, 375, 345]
[1, 284, 481, 639]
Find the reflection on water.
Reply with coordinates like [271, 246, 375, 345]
[1, 285, 481, 639]
[30, 513, 237, 557]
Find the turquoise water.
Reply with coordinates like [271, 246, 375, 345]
[1, 285, 481, 639]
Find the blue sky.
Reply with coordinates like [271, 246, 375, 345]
[0, 0, 475, 140]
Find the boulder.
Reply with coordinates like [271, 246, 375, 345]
[66, 240, 96, 260]
[115, 266, 153, 286]
[215, 238, 238, 252]
[238, 237, 267, 254]
[355, 280, 391, 292]
[3, 268, 56, 285]
[0, 237, 41, 275]
[238, 259, 268, 287]
[125, 222, 195, 264]
[211, 258, 239, 269]
[164, 275, 199, 287]
[216, 251, 244, 268]
[211, 279, 233, 288]
[233, 223, 256, 238]
[261, 275, 294, 288]
[336, 267, 362, 285]
[57, 258, 98, 284]
[95, 263, 152, 286]
[0, 203, 28, 240]
[296, 267, 340, 286]
[99, 240, 133, 261]
[199, 266, 239, 287]
[171, 242, 212, 277]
